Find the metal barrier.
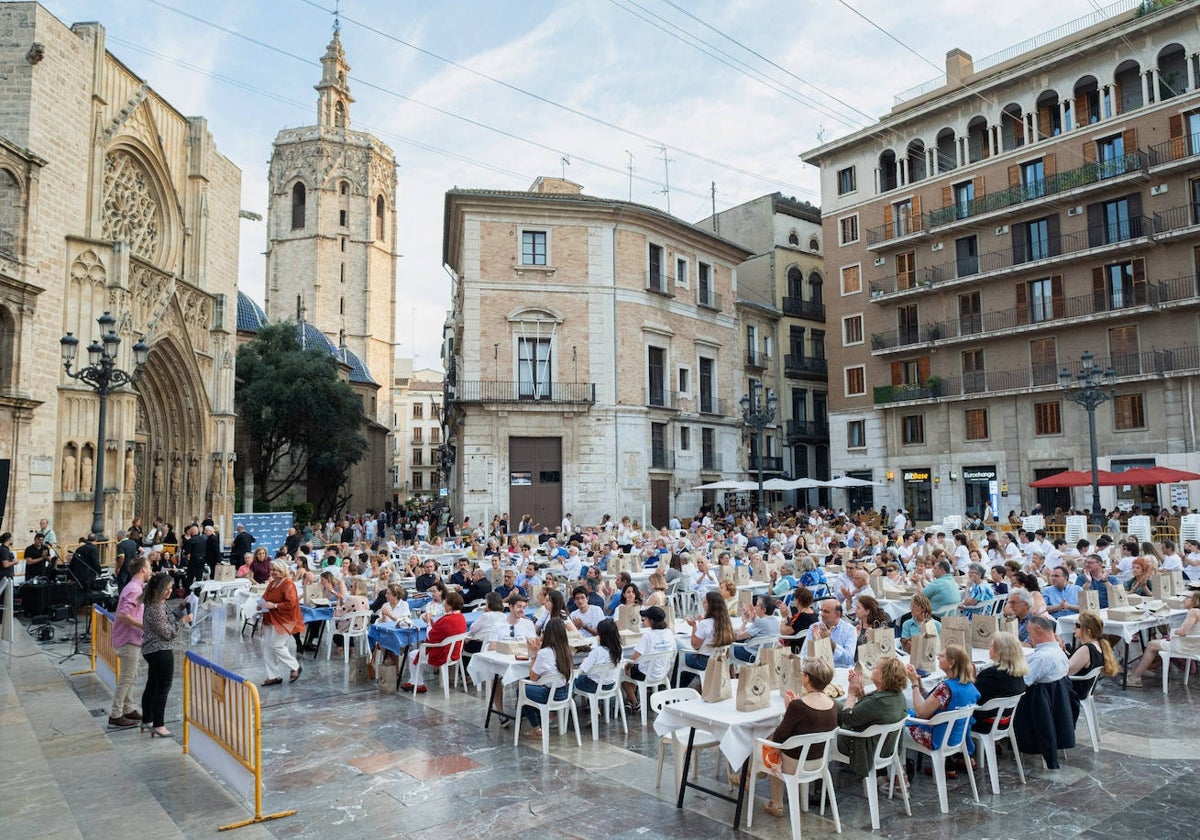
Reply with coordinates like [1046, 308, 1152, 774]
[75, 606, 121, 686]
[182, 651, 295, 831]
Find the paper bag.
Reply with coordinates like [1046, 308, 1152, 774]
[750, 558, 767, 581]
[628, 553, 645, 573]
[806, 635, 834, 670]
[1155, 572, 1179, 598]
[941, 615, 970, 654]
[214, 563, 235, 582]
[488, 568, 505, 587]
[700, 649, 732, 703]
[1107, 582, 1129, 609]
[303, 583, 324, 606]
[739, 588, 755, 612]
[377, 662, 398, 694]
[780, 652, 805, 698]
[718, 564, 734, 582]
[609, 555, 627, 577]
[758, 644, 783, 690]
[971, 615, 1001, 649]
[857, 626, 894, 669]
[526, 584, 542, 608]
[734, 565, 751, 586]
[869, 575, 885, 598]
[1081, 588, 1100, 613]
[735, 662, 772, 712]
[348, 654, 369, 685]
[1001, 616, 1019, 637]
[616, 603, 641, 635]
[910, 620, 941, 673]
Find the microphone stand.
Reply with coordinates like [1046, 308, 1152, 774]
[56, 561, 92, 664]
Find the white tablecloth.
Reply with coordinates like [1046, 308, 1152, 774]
[1056, 608, 1188, 644]
[652, 680, 785, 768]
[466, 649, 529, 688]
[190, 578, 250, 600]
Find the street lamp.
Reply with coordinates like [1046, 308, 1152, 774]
[739, 381, 777, 524]
[1060, 350, 1115, 529]
[60, 312, 149, 540]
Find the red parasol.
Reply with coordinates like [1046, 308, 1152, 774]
[1029, 469, 1123, 488]
[1113, 466, 1200, 485]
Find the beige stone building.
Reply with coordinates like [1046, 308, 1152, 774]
[262, 31, 396, 507]
[391, 359, 444, 503]
[0, 4, 240, 541]
[702, 194, 830, 508]
[803, 1, 1200, 520]
[443, 177, 750, 529]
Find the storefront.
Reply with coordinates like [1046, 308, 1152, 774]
[846, 470, 875, 513]
[962, 465, 997, 518]
[1112, 459, 1158, 509]
[902, 468, 933, 522]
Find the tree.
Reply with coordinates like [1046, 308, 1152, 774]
[235, 322, 367, 510]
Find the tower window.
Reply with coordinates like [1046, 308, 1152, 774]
[335, 100, 346, 128]
[340, 181, 349, 196]
[291, 182, 306, 230]
[376, 196, 385, 240]
[339, 296, 345, 315]
[339, 209, 347, 228]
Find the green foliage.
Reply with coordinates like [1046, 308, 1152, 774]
[235, 322, 367, 508]
[292, 501, 315, 527]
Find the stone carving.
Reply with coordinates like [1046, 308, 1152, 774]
[102, 150, 161, 263]
[170, 455, 182, 493]
[80, 452, 93, 493]
[62, 451, 77, 493]
[187, 454, 200, 496]
[210, 460, 221, 499]
[125, 447, 136, 491]
[227, 455, 236, 495]
[153, 451, 164, 494]
[70, 250, 106, 287]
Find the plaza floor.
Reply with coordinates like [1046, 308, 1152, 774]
[3, 607, 1199, 839]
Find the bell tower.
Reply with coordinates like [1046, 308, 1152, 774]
[316, 31, 354, 130]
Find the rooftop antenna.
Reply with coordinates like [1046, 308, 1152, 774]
[625, 150, 635, 201]
[650, 144, 672, 214]
[816, 124, 827, 144]
[560, 155, 570, 180]
[711, 182, 718, 234]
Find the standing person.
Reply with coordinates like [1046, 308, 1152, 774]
[230, 524, 254, 563]
[204, 525, 222, 579]
[22, 532, 51, 579]
[109, 556, 152, 728]
[139, 572, 193, 738]
[259, 560, 303, 686]
[0, 532, 15, 581]
[181, 525, 207, 590]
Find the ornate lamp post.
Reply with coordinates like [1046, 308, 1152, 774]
[1060, 350, 1115, 529]
[739, 381, 777, 524]
[60, 311, 149, 540]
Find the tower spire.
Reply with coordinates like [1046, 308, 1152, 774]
[315, 17, 354, 129]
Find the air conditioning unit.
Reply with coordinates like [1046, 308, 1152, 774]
[931, 242, 944, 252]
[1067, 206, 1083, 217]
[995, 225, 1009, 235]
[874, 257, 886, 267]
[1150, 184, 1169, 196]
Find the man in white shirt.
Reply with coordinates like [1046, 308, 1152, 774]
[560, 513, 574, 536]
[1159, 540, 1184, 571]
[1023, 615, 1070, 685]
[562, 545, 583, 580]
[569, 587, 605, 637]
[892, 509, 908, 533]
[692, 557, 718, 591]
[488, 596, 537, 644]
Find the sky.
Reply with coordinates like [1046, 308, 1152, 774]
[42, 0, 1108, 371]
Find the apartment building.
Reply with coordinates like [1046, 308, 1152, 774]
[442, 177, 750, 529]
[391, 358, 444, 503]
[802, 0, 1200, 521]
[702, 194, 830, 508]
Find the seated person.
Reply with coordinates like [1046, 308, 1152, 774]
[959, 563, 995, 616]
[331, 578, 371, 656]
[460, 567, 493, 605]
[493, 569, 525, 601]
[515, 618, 573, 738]
[904, 644, 980, 752]
[1043, 566, 1082, 615]
[835, 657, 909, 778]
[922, 559, 962, 614]
[619, 606, 676, 714]
[569, 586, 605, 638]
[448, 559, 472, 588]
[464, 592, 506, 654]
[421, 582, 448, 623]
[681, 591, 737, 685]
[755, 658, 837, 819]
[1023, 615, 1069, 684]
[489, 593, 537, 644]
[377, 583, 411, 625]
[515, 561, 543, 591]
[1004, 588, 1035, 644]
[402, 591, 467, 694]
[1068, 610, 1120, 693]
[899, 593, 940, 654]
[605, 572, 634, 615]
[780, 587, 819, 650]
[733, 595, 782, 662]
[972, 631, 1027, 732]
[574, 618, 624, 713]
[799, 599, 857, 669]
[414, 560, 441, 592]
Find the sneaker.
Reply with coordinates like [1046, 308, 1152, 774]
[108, 716, 137, 728]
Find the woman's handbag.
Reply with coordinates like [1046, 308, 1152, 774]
[700, 649, 732, 703]
[735, 662, 772, 712]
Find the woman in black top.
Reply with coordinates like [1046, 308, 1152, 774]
[0, 532, 15, 579]
[1068, 611, 1119, 697]
[973, 631, 1028, 732]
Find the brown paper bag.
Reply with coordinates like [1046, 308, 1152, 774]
[857, 626, 894, 669]
[750, 557, 767, 581]
[735, 565, 751, 586]
[1107, 582, 1129, 609]
[348, 654, 369, 685]
[526, 583, 542, 608]
[758, 644, 783, 690]
[700, 649, 732, 703]
[1081, 589, 1100, 613]
[609, 555, 627, 577]
[1155, 572, 1178, 598]
[1001, 616, 1019, 637]
[214, 563, 235, 582]
[488, 568, 505, 587]
[806, 635, 834, 670]
[303, 583, 324, 606]
[941, 615, 970, 653]
[910, 620, 940, 673]
[869, 575, 886, 598]
[628, 553, 645, 573]
[780, 652, 805, 697]
[718, 564, 735, 582]
[735, 662, 772, 712]
[971, 615, 1001, 649]
[377, 662, 398, 694]
[616, 603, 641, 635]
[738, 588, 755, 612]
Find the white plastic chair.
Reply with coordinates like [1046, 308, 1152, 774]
[574, 669, 628, 741]
[621, 649, 675, 727]
[969, 694, 1026, 795]
[1157, 642, 1200, 694]
[513, 677, 581, 755]
[328, 609, 372, 662]
[731, 636, 781, 675]
[238, 598, 261, 638]
[649, 687, 720, 790]
[830, 719, 911, 830]
[676, 645, 731, 689]
[903, 705, 980, 814]
[987, 593, 1009, 616]
[414, 632, 468, 699]
[1069, 665, 1103, 751]
[745, 729, 842, 837]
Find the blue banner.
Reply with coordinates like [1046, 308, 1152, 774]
[232, 512, 295, 557]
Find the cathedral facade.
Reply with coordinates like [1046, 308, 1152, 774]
[0, 5, 241, 543]
[260, 32, 398, 509]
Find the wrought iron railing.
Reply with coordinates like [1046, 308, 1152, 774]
[451, 381, 596, 404]
[783, 354, 829, 376]
[782, 296, 826, 321]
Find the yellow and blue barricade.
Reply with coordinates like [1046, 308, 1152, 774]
[182, 651, 296, 831]
[76, 605, 121, 685]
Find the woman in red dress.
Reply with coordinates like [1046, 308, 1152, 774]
[403, 591, 467, 693]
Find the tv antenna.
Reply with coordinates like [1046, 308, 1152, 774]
[650, 145, 672, 214]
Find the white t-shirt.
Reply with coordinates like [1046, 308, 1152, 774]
[634, 628, 676, 681]
[570, 604, 605, 637]
[1160, 553, 1184, 572]
[489, 616, 537, 642]
[467, 611, 505, 641]
[531, 646, 567, 688]
[954, 545, 971, 573]
[579, 645, 621, 685]
[692, 617, 717, 654]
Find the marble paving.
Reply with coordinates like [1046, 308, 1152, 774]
[3, 609, 1200, 839]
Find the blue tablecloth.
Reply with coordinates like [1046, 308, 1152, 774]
[463, 611, 483, 627]
[367, 620, 429, 655]
[301, 606, 334, 623]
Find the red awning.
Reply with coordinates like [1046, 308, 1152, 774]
[1029, 469, 1123, 488]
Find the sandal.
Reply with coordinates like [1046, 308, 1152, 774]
[262, 678, 283, 686]
[289, 666, 302, 683]
[762, 800, 784, 818]
[1126, 675, 1143, 687]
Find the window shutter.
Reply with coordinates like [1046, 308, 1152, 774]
[1051, 275, 1065, 318]
[891, 361, 902, 386]
[1043, 153, 1056, 179]
[1086, 203, 1104, 247]
[1083, 140, 1097, 164]
[1075, 93, 1089, 125]
[1169, 113, 1186, 159]
[1038, 107, 1051, 139]
[1122, 128, 1137, 152]
[918, 356, 931, 383]
[1012, 221, 1028, 264]
[883, 204, 894, 238]
[1047, 215, 1061, 257]
[1015, 281, 1028, 325]
[1008, 165, 1021, 188]
[973, 175, 985, 197]
[1127, 191, 1142, 223]
[1132, 258, 1146, 305]
[942, 185, 953, 209]
[1112, 81, 1122, 115]
[912, 195, 922, 231]
[1092, 266, 1106, 312]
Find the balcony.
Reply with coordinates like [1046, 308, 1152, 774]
[868, 216, 1153, 299]
[0, 229, 14, 257]
[451, 381, 596, 404]
[786, 419, 829, 442]
[870, 273, 1200, 353]
[783, 354, 828, 379]
[866, 212, 930, 249]
[745, 350, 767, 370]
[698, 396, 728, 417]
[748, 454, 784, 473]
[645, 271, 675, 297]
[646, 389, 678, 410]
[697, 289, 723, 311]
[650, 449, 675, 470]
[872, 344, 1200, 406]
[1147, 132, 1200, 169]
[1153, 203, 1200, 240]
[782, 296, 826, 321]
[927, 152, 1148, 229]
[700, 452, 723, 472]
